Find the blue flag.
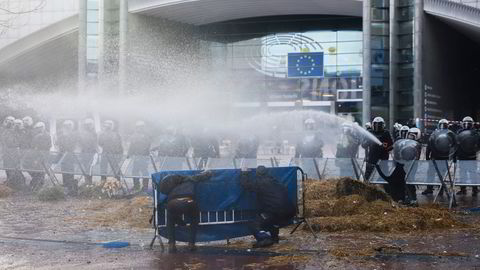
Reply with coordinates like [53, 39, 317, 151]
[287, 52, 324, 78]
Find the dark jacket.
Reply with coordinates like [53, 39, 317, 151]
[159, 172, 213, 201]
[32, 131, 52, 151]
[375, 163, 406, 202]
[363, 130, 393, 163]
[426, 129, 456, 160]
[455, 129, 479, 160]
[98, 130, 123, 154]
[240, 171, 295, 217]
[295, 133, 324, 158]
[128, 132, 152, 156]
[191, 135, 219, 158]
[79, 130, 98, 153]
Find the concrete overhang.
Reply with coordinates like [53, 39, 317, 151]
[424, 0, 480, 44]
[0, 15, 79, 83]
[128, 0, 363, 25]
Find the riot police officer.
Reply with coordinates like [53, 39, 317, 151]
[363, 117, 393, 180]
[235, 135, 259, 159]
[98, 120, 123, 183]
[56, 120, 78, 195]
[393, 123, 403, 141]
[127, 121, 152, 191]
[455, 116, 480, 196]
[336, 122, 361, 176]
[29, 122, 52, 191]
[78, 118, 98, 185]
[422, 119, 455, 195]
[295, 118, 324, 158]
[2, 117, 24, 189]
[191, 128, 220, 169]
[155, 126, 189, 158]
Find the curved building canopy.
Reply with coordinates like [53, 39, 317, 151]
[128, 0, 363, 25]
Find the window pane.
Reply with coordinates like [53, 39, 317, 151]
[87, 0, 98, 10]
[397, 6, 414, 21]
[87, 10, 98, 22]
[398, 0, 414, 6]
[87, 22, 98, 35]
[372, 0, 389, 8]
[371, 8, 389, 21]
[371, 23, 389, 36]
[371, 65, 389, 77]
[398, 77, 413, 90]
[337, 41, 362, 53]
[398, 34, 413, 49]
[398, 21, 413, 35]
[87, 35, 97, 47]
[398, 48, 413, 63]
[372, 77, 389, 92]
[337, 31, 362, 42]
[338, 53, 362, 66]
[371, 49, 389, 64]
[371, 36, 389, 49]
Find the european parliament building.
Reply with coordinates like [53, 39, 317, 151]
[0, 0, 479, 132]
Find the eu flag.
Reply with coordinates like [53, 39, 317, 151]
[287, 52, 324, 78]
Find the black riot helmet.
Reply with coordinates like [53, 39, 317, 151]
[462, 116, 474, 130]
[438, 119, 449, 130]
[372, 117, 385, 132]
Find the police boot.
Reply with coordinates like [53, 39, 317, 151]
[142, 178, 149, 192]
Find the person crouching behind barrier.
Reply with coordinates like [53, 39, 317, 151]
[158, 171, 214, 252]
[240, 166, 296, 248]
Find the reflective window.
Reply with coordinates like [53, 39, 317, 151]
[202, 29, 362, 104]
[87, 22, 98, 35]
[371, 36, 389, 49]
[371, 0, 389, 8]
[398, 21, 413, 35]
[371, 49, 389, 64]
[371, 8, 389, 21]
[397, 6, 414, 21]
[371, 23, 389, 36]
[398, 34, 413, 49]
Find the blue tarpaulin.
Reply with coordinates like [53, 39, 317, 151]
[151, 167, 299, 242]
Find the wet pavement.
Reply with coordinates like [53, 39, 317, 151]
[2, 191, 480, 269]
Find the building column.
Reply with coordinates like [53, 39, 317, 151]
[414, 0, 424, 127]
[119, 0, 128, 96]
[389, 0, 398, 129]
[78, 0, 87, 95]
[362, 0, 372, 126]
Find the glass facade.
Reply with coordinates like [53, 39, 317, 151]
[0, 0, 78, 49]
[370, 0, 390, 120]
[199, 17, 363, 121]
[86, 0, 99, 79]
[395, 0, 415, 124]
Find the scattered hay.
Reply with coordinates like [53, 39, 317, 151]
[335, 177, 391, 202]
[37, 186, 65, 202]
[329, 247, 376, 257]
[264, 255, 311, 267]
[304, 178, 467, 233]
[84, 196, 153, 228]
[305, 180, 336, 200]
[0, 184, 13, 198]
[78, 185, 104, 199]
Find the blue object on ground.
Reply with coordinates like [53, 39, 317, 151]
[100, 241, 130, 248]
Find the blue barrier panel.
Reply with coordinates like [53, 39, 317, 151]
[151, 167, 299, 242]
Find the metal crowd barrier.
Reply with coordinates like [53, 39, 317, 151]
[1, 149, 480, 191]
